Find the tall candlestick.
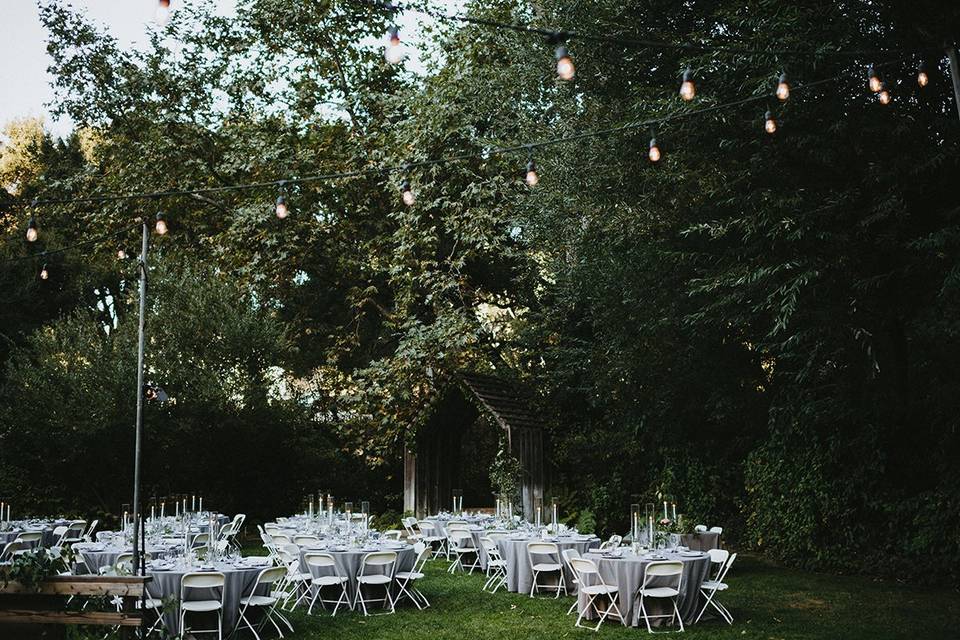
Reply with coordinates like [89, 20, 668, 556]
[672, 503, 677, 521]
[192, 495, 196, 511]
[151, 505, 156, 521]
[663, 501, 668, 520]
[161, 501, 165, 519]
[175, 501, 179, 517]
[199, 497, 203, 513]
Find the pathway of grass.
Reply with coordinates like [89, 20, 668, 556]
[275, 554, 958, 639]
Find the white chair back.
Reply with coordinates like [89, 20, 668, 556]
[708, 526, 723, 534]
[357, 551, 397, 579]
[694, 524, 707, 533]
[642, 560, 683, 593]
[382, 530, 403, 541]
[294, 535, 320, 546]
[15, 532, 43, 544]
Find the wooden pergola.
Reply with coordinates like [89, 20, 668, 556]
[403, 372, 546, 518]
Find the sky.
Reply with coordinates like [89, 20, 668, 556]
[0, 0, 442, 139]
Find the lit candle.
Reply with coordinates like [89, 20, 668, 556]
[1, 502, 4, 522]
[161, 501, 165, 519]
[663, 501, 668, 520]
[199, 497, 203, 513]
[151, 505, 155, 521]
[672, 503, 677, 521]
[191, 495, 196, 511]
[123, 511, 128, 532]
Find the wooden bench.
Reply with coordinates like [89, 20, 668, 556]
[0, 575, 153, 639]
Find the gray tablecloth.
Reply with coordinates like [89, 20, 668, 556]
[496, 536, 600, 594]
[300, 545, 415, 602]
[680, 532, 720, 551]
[78, 546, 172, 574]
[147, 562, 267, 635]
[578, 550, 711, 627]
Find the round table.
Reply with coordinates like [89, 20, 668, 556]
[496, 535, 600, 594]
[578, 549, 711, 627]
[75, 543, 174, 574]
[146, 559, 271, 635]
[299, 543, 416, 603]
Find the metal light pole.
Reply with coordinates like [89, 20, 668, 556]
[947, 46, 960, 121]
[132, 218, 149, 575]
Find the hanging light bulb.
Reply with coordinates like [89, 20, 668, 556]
[776, 72, 790, 101]
[385, 26, 403, 64]
[764, 110, 777, 134]
[679, 69, 695, 101]
[648, 136, 661, 162]
[878, 83, 891, 105]
[867, 65, 882, 93]
[155, 212, 168, 235]
[117, 246, 127, 260]
[155, 0, 171, 26]
[917, 62, 929, 88]
[525, 159, 539, 187]
[401, 179, 416, 206]
[555, 45, 575, 81]
[275, 195, 289, 219]
[40, 264, 49, 280]
[26, 216, 38, 242]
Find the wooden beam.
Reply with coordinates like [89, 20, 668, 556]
[0, 576, 150, 597]
[0, 609, 143, 626]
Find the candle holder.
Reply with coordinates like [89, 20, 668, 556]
[551, 496, 559, 533]
[631, 503, 641, 544]
[361, 501, 370, 530]
[534, 496, 543, 529]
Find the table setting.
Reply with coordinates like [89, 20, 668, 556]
[496, 531, 601, 593]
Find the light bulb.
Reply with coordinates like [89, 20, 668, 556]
[385, 26, 403, 64]
[401, 179, 415, 206]
[776, 72, 790, 101]
[648, 137, 661, 162]
[155, 0, 171, 26]
[917, 63, 929, 87]
[679, 69, 695, 101]
[868, 65, 881, 93]
[155, 212, 168, 235]
[878, 86, 891, 105]
[40, 264, 49, 280]
[26, 216, 38, 242]
[764, 111, 777, 134]
[117, 247, 127, 260]
[275, 195, 289, 219]
[555, 46, 574, 81]
[525, 160, 539, 187]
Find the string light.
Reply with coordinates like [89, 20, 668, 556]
[26, 216, 38, 242]
[385, 26, 404, 64]
[878, 83, 891, 104]
[776, 72, 790, 101]
[401, 178, 416, 206]
[40, 263, 49, 280]
[764, 110, 777, 134]
[679, 69, 695, 101]
[868, 65, 882, 92]
[917, 62, 929, 87]
[648, 135, 661, 162]
[275, 182, 289, 219]
[548, 31, 577, 80]
[525, 149, 539, 187]
[117, 246, 127, 260]
[155, 0, 171, 26]
[155, 212, 168, 235]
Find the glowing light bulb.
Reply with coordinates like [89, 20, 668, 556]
[679, 69, 695, 101]
[648, 137, 661, 162]
[878, 85, 891, 105]
[401, 179, 415, 206]
[117, 247, 127, 260]
[525, 160, 539, 187]
[155, 212, 168, 235]
[275, 195, 289, 219]
[776, 72, 790, 101]
[868, 65, 881, 93]
[385, 26, 403, 64]
[155, 0, 171, 26]
[40, 264, 49, 280]
[917, 63, 929, 87]
[764, 111, 777, 134]
[26, 216, 38, 242]
[555, 46, 574, 81]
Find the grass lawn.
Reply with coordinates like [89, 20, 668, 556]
[272, 553, 958, 639]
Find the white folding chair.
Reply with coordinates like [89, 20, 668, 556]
[278, 549, 313, 611]
[191, 532, 210, 548]
[0, 541, 26, 561]
[304, 553, 350, 616]
[233, 565, 288, 640]
[353, 551, 397, 615]
[708, 526, 723, 535]
[526, 541, 566, 598]
[561, 548, 582, 614]
[598, 535, 622, 551]
[51, 526, 70, 547]
[694, 525, 707, 533]
[83, 519, 99, 542]
[705, 548, 729, 581]
[481, 537, 507, 593]
[570, 557, 624, 631]
[382, 530, 403, 541]
[696, 552, 736, 624]
[394, 542, 431, 609]
[14, 531, 43, 547]
[179, 571, 226, 639]
[636, 560, 684, 633]
[401, 517, 421, 541]
[416, 520, 446, 559]
[293, 535, 320, 547]
[448, 529, 480, 574]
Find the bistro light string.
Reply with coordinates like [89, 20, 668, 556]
[3, 0, 949, 270]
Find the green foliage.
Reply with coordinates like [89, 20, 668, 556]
[2, 548, 71, 592]
[575, 509, 596, 535]
[489, 437, 523, 503]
